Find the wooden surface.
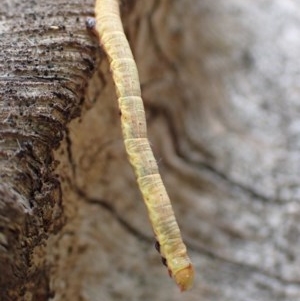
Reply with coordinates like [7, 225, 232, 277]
[1, 0, 300, 300]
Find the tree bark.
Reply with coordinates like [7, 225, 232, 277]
[1, 0, 300, 301]
[0, 0, 96, 299]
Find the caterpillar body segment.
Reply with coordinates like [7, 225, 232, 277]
[94, 0, 194, 291]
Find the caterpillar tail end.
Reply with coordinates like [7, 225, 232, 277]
[174, 264, 195, 292]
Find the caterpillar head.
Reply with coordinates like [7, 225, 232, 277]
[173, 264, 195, 291]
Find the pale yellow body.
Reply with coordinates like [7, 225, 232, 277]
[95, 0, 194, 291]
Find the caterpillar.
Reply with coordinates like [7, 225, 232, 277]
[93, 0, 194, 291]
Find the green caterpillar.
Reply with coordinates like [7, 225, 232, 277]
[94, 0, 194, 291]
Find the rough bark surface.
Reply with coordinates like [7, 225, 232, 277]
[0, 0, 96, 299]
[1, 0, 300, 301]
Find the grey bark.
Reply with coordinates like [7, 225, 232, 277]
[1, 0, 300, 301]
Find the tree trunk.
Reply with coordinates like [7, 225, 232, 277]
[1, 0, 300, 300]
